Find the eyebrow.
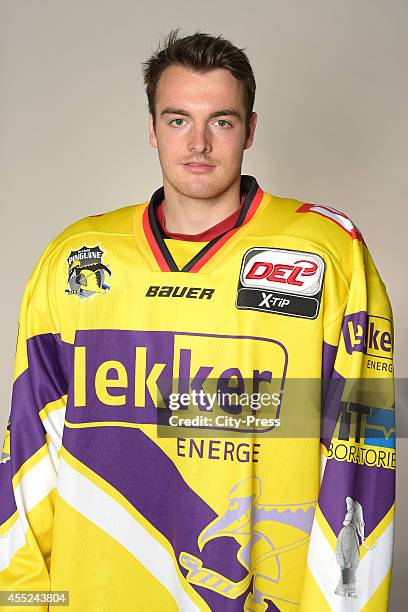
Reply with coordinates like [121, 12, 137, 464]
[160, 107, 242, 121]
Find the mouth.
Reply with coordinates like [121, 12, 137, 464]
[183, 162, 216, 174]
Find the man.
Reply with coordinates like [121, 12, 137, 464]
[0, 28, 395, 611]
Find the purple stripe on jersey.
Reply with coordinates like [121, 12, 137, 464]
[321, 340, 343, 449]
[319, 356, 395, 535]
[321, 368, 345, 449]
[318, 457, 395, 538]
[0, 460, 17, 524]
[62, 425, 260, 611]
[8, 368, 49, 476]
[322, 340, 338, 379]
[27, 333, 68, 410]
[7, 333, 68, 475]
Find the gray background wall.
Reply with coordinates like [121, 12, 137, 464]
[0, 0, 406, 608]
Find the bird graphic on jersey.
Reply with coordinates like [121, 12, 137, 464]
[180, 477, 317, 611]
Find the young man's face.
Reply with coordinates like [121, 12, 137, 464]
[149, 65, 257, 200]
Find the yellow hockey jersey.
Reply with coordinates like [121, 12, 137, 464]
[0, 175, 395, 611]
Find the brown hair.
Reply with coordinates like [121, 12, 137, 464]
[142, 28, 256, 134]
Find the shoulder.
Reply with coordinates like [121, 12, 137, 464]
[43, 202, 148, 259]
[50, 203, 142, 249]
[27, 202, 146, 285]
[264, 191, 364, 245]
[292, 201, 364, 243]
[262, 191, 368, 276]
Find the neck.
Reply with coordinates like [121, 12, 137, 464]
[162, 174, 242, 234]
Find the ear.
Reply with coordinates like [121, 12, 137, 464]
[244, 112, 257, 150]
[149, 113, 158, 148]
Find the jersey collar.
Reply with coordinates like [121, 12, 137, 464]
[135, 175, 265, 273]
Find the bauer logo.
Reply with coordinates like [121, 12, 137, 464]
[236, 248, 325, 319]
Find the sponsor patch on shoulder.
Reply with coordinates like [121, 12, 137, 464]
[236, 247, 325, 319]
[65, 245, 112, 299]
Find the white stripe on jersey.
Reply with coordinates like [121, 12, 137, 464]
[0, 452, 57, 567]
[57, 457, 203, 612]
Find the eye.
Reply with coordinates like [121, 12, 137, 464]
[169, 118, 186, 126]
[215, 119, 232, 128]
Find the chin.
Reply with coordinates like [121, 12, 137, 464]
[170, 168, 238, 200]
[182, 182, 221, 199]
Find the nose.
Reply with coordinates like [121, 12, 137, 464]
[188, 124, 212, 154]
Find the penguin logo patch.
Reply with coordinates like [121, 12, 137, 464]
[65, 245, 112, 299]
